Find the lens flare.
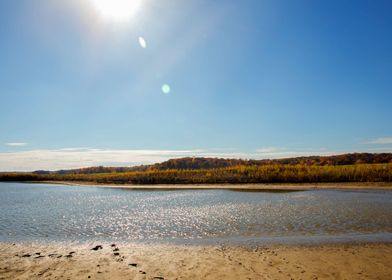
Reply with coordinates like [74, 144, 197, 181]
[161, 84, 171, 94]
[138, 36, 147, 48]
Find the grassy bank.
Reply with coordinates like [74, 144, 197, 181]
[1, 163, 391, 185]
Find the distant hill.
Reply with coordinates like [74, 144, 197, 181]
[2, 153, 391, 184]
[32, 153, 392, 175]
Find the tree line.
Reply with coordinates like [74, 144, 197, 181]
[31, 153, 392, 175]
[1, 163, 391, 184]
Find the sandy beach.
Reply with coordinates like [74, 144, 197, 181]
[1, 242, 392, 280]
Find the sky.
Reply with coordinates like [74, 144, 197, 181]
[0, 0, 391, 171]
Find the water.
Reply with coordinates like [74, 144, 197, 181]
[0, 182, 392, 244]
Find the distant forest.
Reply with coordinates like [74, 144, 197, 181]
[0, 153, 391, 184]
[33, 152, 392, 174]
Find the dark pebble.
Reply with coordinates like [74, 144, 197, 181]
[139, 271, 146, 274]
[153, 277, 164, 280]
[22, 254, 31, 257]
[113, 248, 119, 252]
[113, 252, 120, 256]
[129, 263, 138, 267]
[110, 244, 116, 247]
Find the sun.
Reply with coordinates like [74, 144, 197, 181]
[89, 0, 142, 22]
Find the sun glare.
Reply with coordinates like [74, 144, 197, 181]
[89, 0, 142, 22]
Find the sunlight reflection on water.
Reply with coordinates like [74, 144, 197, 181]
[0, 183, 392, 244]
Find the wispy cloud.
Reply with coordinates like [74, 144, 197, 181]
[5, 142, 28, 147]
[0, 148, 245, 172]
[255, 147, 287, 153]
[0, 149, 182, 171]
[254, 147, 335, 159]
[364, 137, 392, 145]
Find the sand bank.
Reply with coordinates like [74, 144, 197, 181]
[1, 242, 392, 279]
[33, 181, 392, 191]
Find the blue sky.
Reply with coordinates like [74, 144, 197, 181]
[0, 0, 391, 170]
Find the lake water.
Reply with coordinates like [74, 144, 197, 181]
[1, 182, 392, 245]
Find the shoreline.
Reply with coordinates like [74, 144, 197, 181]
[19, 180, 392, 191]
[2, 241, 392, 279]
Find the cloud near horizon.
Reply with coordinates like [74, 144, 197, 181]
[5, 142, 28, 147]
[0, 148, 243, 172]
[365, 137, 392, 145]
[0, 147, 349, 172]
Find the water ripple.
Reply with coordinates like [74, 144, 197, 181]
[0, 183, 392, 244]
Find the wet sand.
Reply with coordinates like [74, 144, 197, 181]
[35, 181, 392, 191]
[1, 242, 392, 279]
